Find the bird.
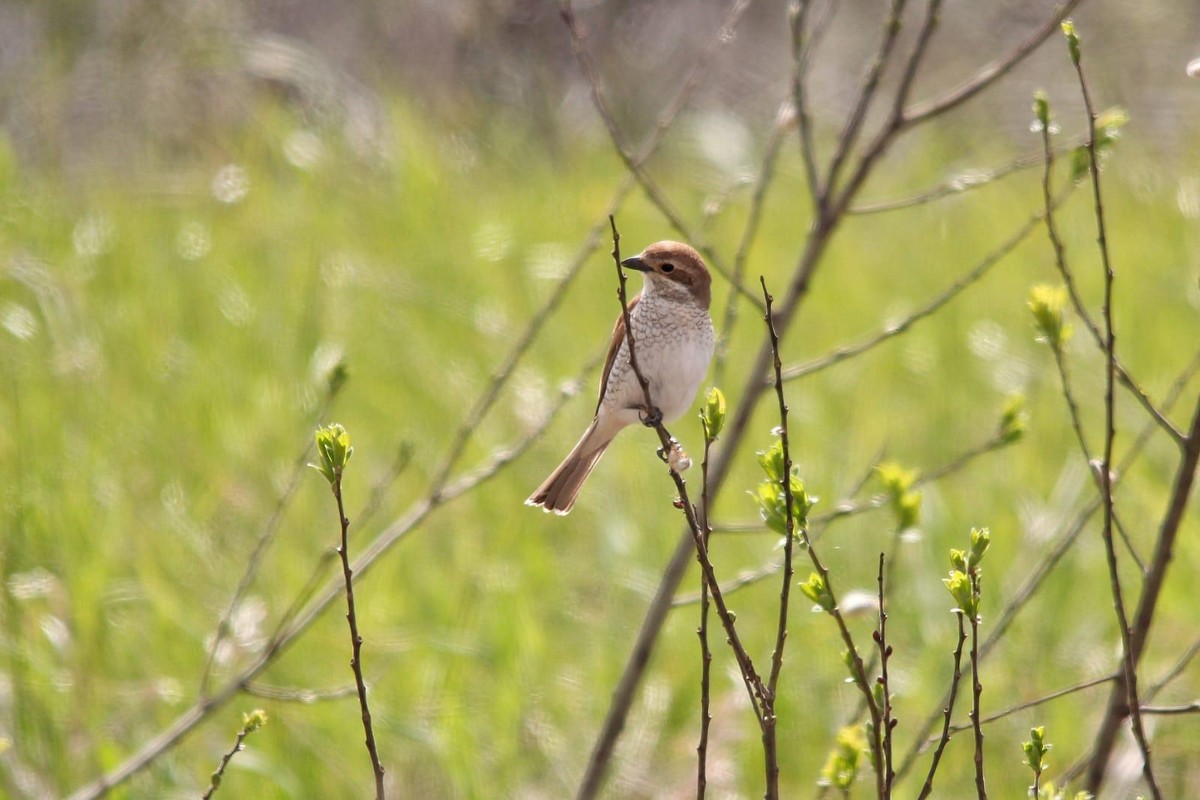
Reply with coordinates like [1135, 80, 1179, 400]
[526, 240, 715, 515]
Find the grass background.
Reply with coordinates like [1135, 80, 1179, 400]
[1, 85, 1199, 799]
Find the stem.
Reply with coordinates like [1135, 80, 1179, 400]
[761, 277, 797, 800]
[969, 573, 986, 800]
[876, 553, 895, 798]
[696, 437, 714, 800]
[915, 614, 967, 800]
[1069, 40, 1161, 800]
[333, 474, 386, 800]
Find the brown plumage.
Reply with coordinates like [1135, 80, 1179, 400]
[526, 241, 715, 514]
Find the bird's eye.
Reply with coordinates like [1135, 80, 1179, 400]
[661, 263, 675, 273]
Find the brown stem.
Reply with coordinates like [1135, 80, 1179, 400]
[696, 436, 714, 800]
[915, 614, 966, 800]
[968, 578, 986, 800]
[333, 475, 386, 800]
[1067, 39, 1161, 800]
[876, 554, 895, 798]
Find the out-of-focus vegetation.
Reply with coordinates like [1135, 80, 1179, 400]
[1, 2, 1199, 798]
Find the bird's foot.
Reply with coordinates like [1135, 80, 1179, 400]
[639, 406, 664, 428]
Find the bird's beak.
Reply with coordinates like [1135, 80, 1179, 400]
[620, 255, 650, 272]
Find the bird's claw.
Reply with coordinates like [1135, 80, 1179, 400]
[639, 406, 664, 428]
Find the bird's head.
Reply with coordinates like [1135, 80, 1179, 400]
[620, 241, 711, 309]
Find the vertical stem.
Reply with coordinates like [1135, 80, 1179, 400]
[334, 476, 387, 800]
[876, 553, 894, 798]
[968, 573, 987, 800]
[761, 278, 797, 800]
[1068, 36, 1162, 800]
[915, 614, 967, 800]
[696, 438, 714, 800]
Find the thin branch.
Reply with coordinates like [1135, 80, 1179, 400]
[781, 190, 1070, 384]
[199, 376, 344, 694]
[903, 0, 1085, 126]
[242, 683, 357, 703]
[788, 0, 822, 210]
[201, 711, 266, 800]
[876, 553, 896, 798]
[1068, 32, 1161, 798]
[968, 575, 987, 799]
[761, 276, 798, 799]
[1140, 703, 1200, 716]
[330, 468, 386, 799]
[822, 0, 909, 205]
[948, 673, 1116, 733]
[849, 146, 1077, 215]
[714, 104, 789, 389]
[696, 434, 714, 800]
[559, 0, 765, 311]
[915, 614, 966, 800]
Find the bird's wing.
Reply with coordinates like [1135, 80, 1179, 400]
[596, 293, 640, 414]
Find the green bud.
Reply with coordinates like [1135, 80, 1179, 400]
[1033, 90, 1050, 129]
[700, 387, 727, 441]
[800, 572, 834, 612]
[1095, 106, 1129, 152]
[949, 549, 968, 574]
[819, 725, 866, 792]
[1023, 725, 1052, 774]
[1028, 284, 1073, 346]
[999, 393, 1028, 443]
[969, 527, 992, 566]
[757, 438, 786, 481]
[310, 423, 354, 484]
[1070, 145, 1092, 182]
[243, 709, 269, 732]
[878, 462, 921, 530]
[1061, 20, 1080, 65]
[943, 570, 975, 617]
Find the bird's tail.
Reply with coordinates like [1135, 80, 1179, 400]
[525, 418, 616, 515]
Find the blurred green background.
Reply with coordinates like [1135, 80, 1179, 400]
[1, 1, 1199, 798]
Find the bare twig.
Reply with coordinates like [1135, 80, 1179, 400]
[242, 683, 357, 703]
[1140, 702, 1200, 716]
[876, 553, 895, 798]
[201, 711, 266, 800]
[696, 433, 714, 800]
[1065, 28, 1161, 798]
[327, 454, 386, 798]
[714, 105, 789, 389]
[559, 0, 764, 311]
[915, 614, 966, 800]
[200, 375, 344, 694]
[950, 673, 1116, 733]
[903, 0, 1085, 125]
[781, 191, 1071, 384]
[968, 572, 987, 800]
[761, 277, 798, 799]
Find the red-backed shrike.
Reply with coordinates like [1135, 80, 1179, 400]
[527, 241, 715, 514]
